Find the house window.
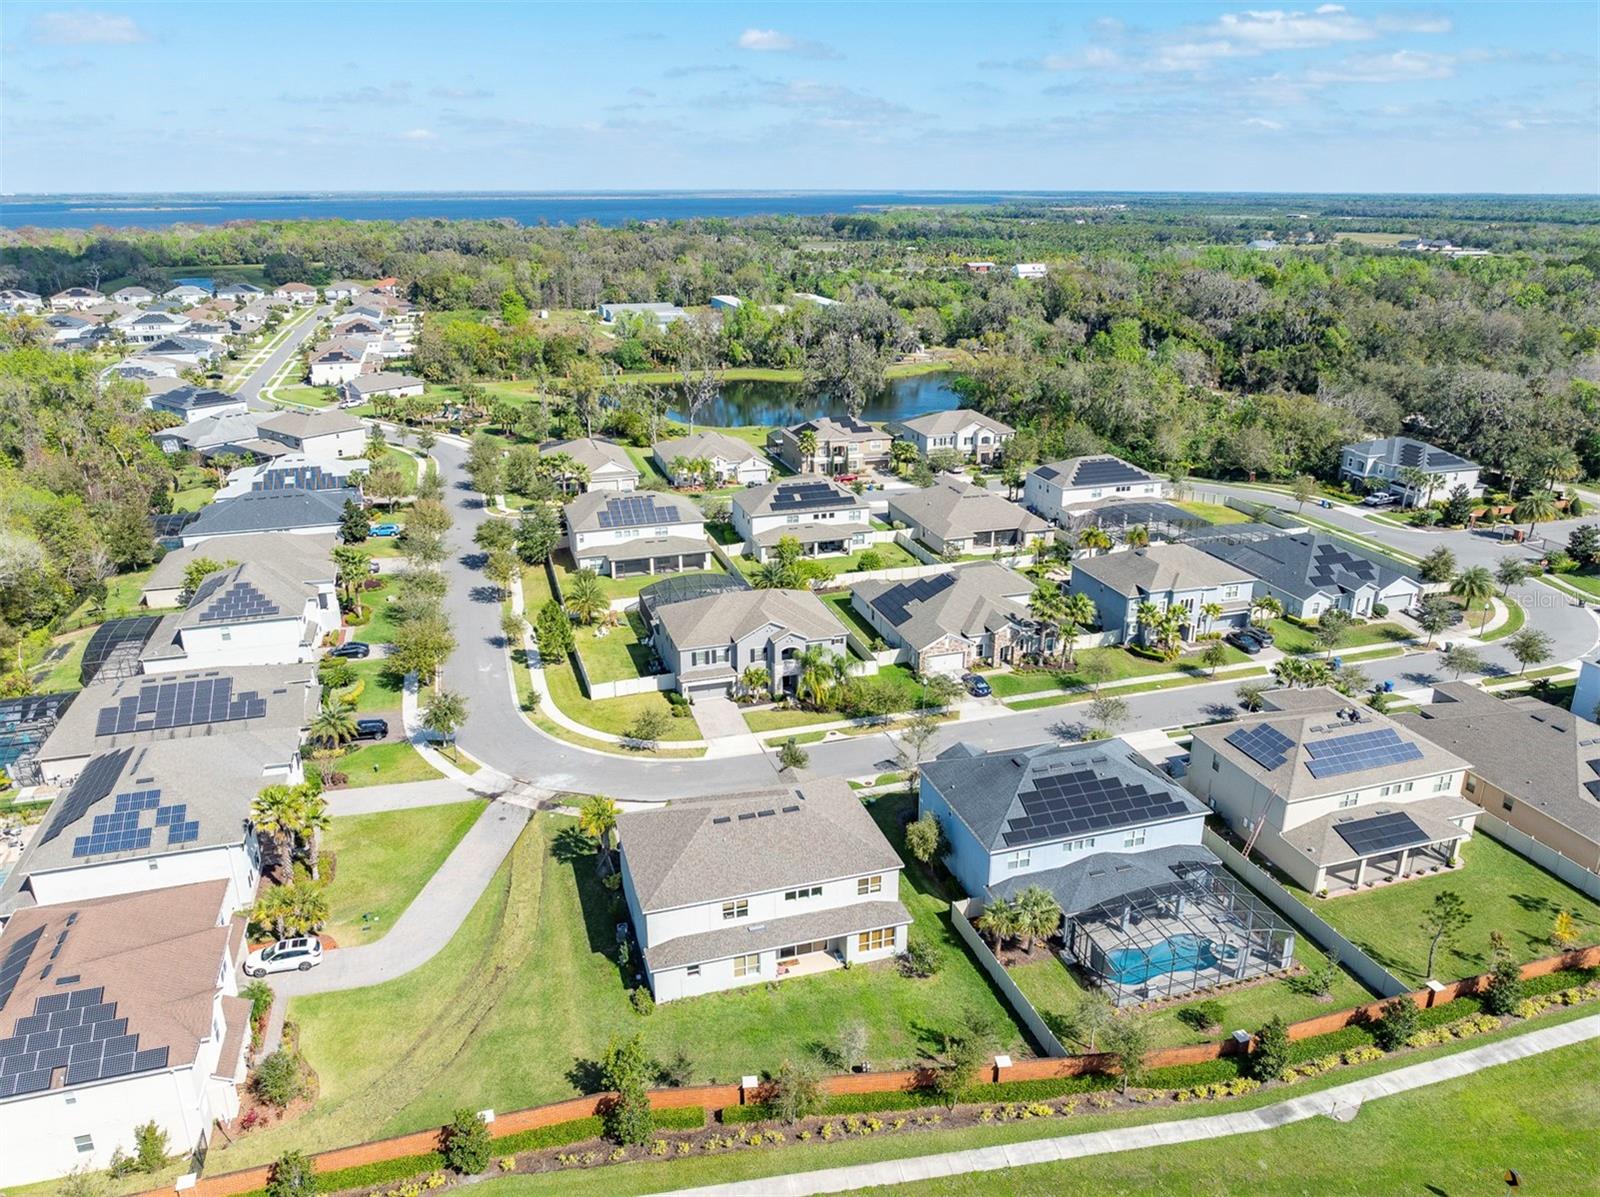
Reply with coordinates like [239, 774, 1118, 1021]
[1066, 837, 1096, 851]
[1465, 777, 1478, 794]
[1338, 793, 1358, 809]
[733, 953, 760, 978]
[857, 927, 893, 953]
[1003, 850, 1030, 871]
[74, 1136, 94, 1153]
[1123, 828, 1147, 849]
[857, 875, 883, 895]
[785, 886, 823, 901]
[721, 899, 748, 921]
[686, 964, 701, 977]
[1432, 774, 1454, 793]
[1502, 797, 1515, 812]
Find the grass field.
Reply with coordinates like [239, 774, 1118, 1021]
[340, 658, 406, 713]
[322, 802, 483, 943]
[822, 591, 886, 642]
[1263, 618, 1411, 656]
[987, 644, 1250, 699]
[30, 627, 92, 692]
[464, 1024, 1600, 1197]
[544, 654, 698, 740]
[1290, 835, 1600, 985]
[572, 610, 657, 684]
[1008, 935, 1372, 1051]
[733, 542, 921, 581]
[1173, 500, 1251, 526]
[216, 800, 1028, 1169]
[552, 550, 729, 603]
[330, 740, 443, 789]
[742, 664, 932, 733]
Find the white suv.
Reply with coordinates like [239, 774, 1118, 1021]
[244, 937, 323, 977]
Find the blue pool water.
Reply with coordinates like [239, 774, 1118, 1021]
[1105, 934, 1223, 986]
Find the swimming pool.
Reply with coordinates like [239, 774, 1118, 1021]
[1104, 934, 1228, 986]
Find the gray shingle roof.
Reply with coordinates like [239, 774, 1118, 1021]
[922, 737, 1206, 853]
[887, 478, 1047, 541]
[653, 587, 845, 650]
[170, 560, 310, 630]
[644, 900, 912, 972]
[343, 372, 424, 397]
[1031, 455, 1153, 488]
[1186, 529, 1417, 601]
[888, 409, 1013, 438]
[1071, 544, 1254, 595]
[1347, 436, 1477, 473]
[988, 845, 1220, 916]
[258, 409, 366, 439]
[853, 562, 1033, 651]
[182, 489, 356, 539]
[653, 431, 765, 468]
[617, 778, 903, 912]
[542, 437, 640, 479]
[1396, 683, 1600, 846]
[733, 478, 867, 520]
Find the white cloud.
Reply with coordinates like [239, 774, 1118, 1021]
[1306, 50, 1455, 84]
[399, 128, 437, 141]
[1211, 6, 1376, 51]
[736, 28, 839, 59]
[1243, 116, 1285, 129]
[29, 10, 146, 45]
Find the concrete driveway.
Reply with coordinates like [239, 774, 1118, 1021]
[691, 691, 753, 741]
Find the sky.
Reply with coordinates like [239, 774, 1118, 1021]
[1, 1, 1596, 194]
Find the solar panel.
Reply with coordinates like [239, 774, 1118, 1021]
[1000, 766, 1192, 847]
[0, 928, 45, 1012]
[1303, 728, 1424, 779]
[95, 677, 267, 737]
[1398, 442, 1424, 467]
[769, 481, 849, 513]
[39, 750, 134, 845]
[197, 580, 282, 623]
[1334, 811, 1432, 857]
[1225, 725, 1295, 771]
[1308, 543, 1379, 588]
[870, 573, 956, 626]
[1071, 458, 1150, 487]
[594, 495, 683, 529]
[71, 787, 202, 858]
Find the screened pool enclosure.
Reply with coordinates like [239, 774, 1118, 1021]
[1064, 857, 1296, 1006]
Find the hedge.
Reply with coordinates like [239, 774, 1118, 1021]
[1142, 1057, 1245, 1088]
[1285, 1023, 1376, 1063]
[1522, 967, 1599, 998]
[1414, 996, 1483, 1028]
[722, 1075, 1116, 1124]
[649, 1105, 707, 1130]
[490, 1115, 603, 1154]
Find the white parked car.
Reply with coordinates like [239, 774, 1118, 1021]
[244, 936, 323, 977]
[1361, 492, 1398, 507]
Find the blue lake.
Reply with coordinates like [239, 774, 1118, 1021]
[664, 372, 961, 428]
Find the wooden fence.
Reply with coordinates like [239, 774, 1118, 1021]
[157, 943, 1600, 1197]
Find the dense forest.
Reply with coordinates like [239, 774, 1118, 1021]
[1, 196, 1598, 683]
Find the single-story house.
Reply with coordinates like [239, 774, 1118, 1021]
[272, 283, 318, 305]
[111, 286, 155, 305]
[1186, 528, 1422, 621]
[852, 562, 1050, 674]
[178, 488, 357, 547]
[596, 301, 688, 328]
[652, 431, 773, 488]
[49, 287, 104, 311]
[542, 438, 640, 494]
[148, 386, 249, 424]
[339, 372, 424, 408]
[885, 477, 1049, 556]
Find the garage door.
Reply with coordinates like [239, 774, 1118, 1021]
[922, 651, 967, 676]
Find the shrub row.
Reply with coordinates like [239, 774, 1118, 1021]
[309, 1150, 447, 1195]
[649, 1105, 708, 1130]
[1142, 1057, 1245, 1088]
[1413, 996, 1483, 1029]
[490, 1115, 603, 1155]
[1520, 966, 1599, 998]
[723, 1074, 1118, 1124]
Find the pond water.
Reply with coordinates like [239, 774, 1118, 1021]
[664, 371, 961, 428]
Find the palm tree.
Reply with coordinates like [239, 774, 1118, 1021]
[1135, 601, 1165, 649]
[308, 698, 358, 749]
[1124, 524, 1150, 548]
[1514, 489, 1558, 541]
[1078, 527, 1112, 556]
[1273, 657, 1310, 689]
[1199, 601, 1223, 635]
[297, 788, 331, 881]
[1028, 582, 1064, 661]
[795, 646, 840, 709]
[1251, 594, 1284, 626]
[752, 559, 793, 589]
[1450, 565, 1496, 634]
[1156, 609, 1186, 661]
[578, 795, 620, 854]
[1396, 465, 1432, 508]
[563, 568, 608, 625]
[975, 897, 1020, 950]
[1058, 591, 1097, 667]
[797, 429, 818, 472]
[283, 880, 330, 936]
[1014, 886, 1063, 952]
[252, 885, 296, 941]
[251, 784, 304, 882]
[1494, 556, 1528, 596]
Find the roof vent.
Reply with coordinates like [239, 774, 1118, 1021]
[737, 812, 756, 821]
[712, 816, 731, 825]
[756, 809, 775, 818]
[54, 974, 81, 985]
[781, 805, 800, 813]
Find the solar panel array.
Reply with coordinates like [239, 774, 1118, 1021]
[1398, 442, 1424, 467]
[594, 495, 682, 529]
[0, 928, 44, 1012]
[1303, 728, 1424, 779]
[1224, 725, 1296, 771]
[0, 987, 170, 1097]
[1333, 810, 1432, 857]
[1001, 765, 1192, 847]
[1070, 458, 1151, 487]
[252, 464, 346, 492]
[1308, 543, 1380, 588]
[94, 677, 267, 738]
[769, 482, 847, 513]
[197, 580, 281, 624]
[39, 750, 132, 845]
[870, 573, 956, 626]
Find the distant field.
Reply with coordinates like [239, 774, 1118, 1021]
[1333, 232, 1410, 247]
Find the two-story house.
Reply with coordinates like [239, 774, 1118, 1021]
[49, 287, 104, 312]
[307, 342, 369, 386]
[114, 310, 191, 344]
[768, 417, 892, 476]
[886, 477, 1049, 556]
[136, 559, 339, 672]
[652, 430, 774, 488]
[649, 587, 848, 697]
[617, 779, 911, 1003]
[256, 408, 369, 460]
[147, 385, 250, 424]
[886, 410, 1015, 464]
[138, 533, 335, 609]
[1186, 688, 1478, 894]
[730, 478, 872, 563]
[1340, 437, 1481, 503]
[563, 492, 709, 579]
[179, 488, 357, 547]
[1187, 528, 1422, 620]
[1068, 544, 1255, 646]
[1023, 455, 1164, 525]
[0, 881, 251, 1187]
[852, 563, 1050, 675]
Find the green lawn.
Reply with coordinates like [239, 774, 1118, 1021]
[1173, 500, 1252, 526]
[733, 541, 920, 581]
[213, 803, 1027, 1169]
[1550, 568, 1600, 598]
[987, 645, 1250, 699]
[29, 627, 92, 692]
[330, 741, 443, 789]
[322, 802, 483, 944]
[1008, 936, 1372, 1051]
[378, 445, 422, 490]
[1478, 594, 1527, 642]
[543, 654, 698, 740]
[278, 383, 337, 407]
[572, 610, 657, 684]
[741, 664, 933, 733]
[552, 550, 729, 602]
[1291, 835, 1600, 985]
[822, 591, 887, 643]
[340, 658, 406, 713]
[1263, 618, 1411, 656]
[169, 464, 219, 513]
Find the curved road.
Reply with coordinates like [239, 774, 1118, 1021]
[430, 439, 1598, 798]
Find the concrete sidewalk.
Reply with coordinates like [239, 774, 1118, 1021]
[323, 777, 493, 816]
[670, 1013, 1600, 1197]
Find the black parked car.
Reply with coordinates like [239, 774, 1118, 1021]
[962, 672, 992, 698]
[1242, 624, 1275, 647]
[1225, 631, 1263, 654]
[328, 641, 371, 659]
[353, 718, 389, 741]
